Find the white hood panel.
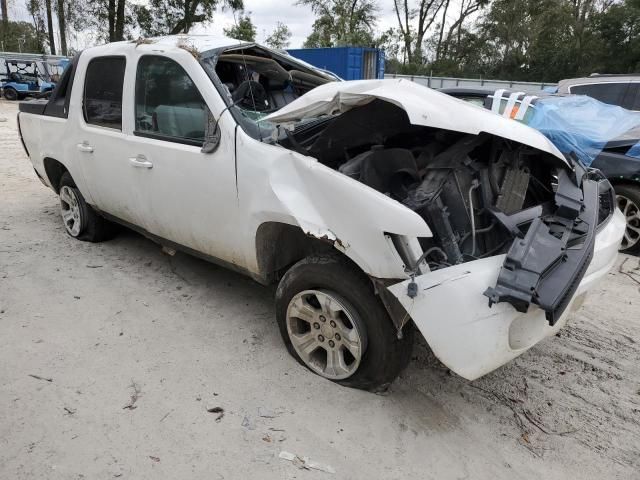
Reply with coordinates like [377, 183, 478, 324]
[264, 79, 569, 166]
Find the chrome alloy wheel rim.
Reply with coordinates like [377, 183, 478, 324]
[60, 186, 83, 237]
[617, 194, 640, 250]
[286, 289, 366, 380]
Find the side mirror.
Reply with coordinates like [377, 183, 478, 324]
[201, 106, 221, 154]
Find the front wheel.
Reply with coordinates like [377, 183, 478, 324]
[275, 253, 413, 392]
[616, 185, 640, 253]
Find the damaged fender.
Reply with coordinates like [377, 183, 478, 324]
[267, 149, 432, 279]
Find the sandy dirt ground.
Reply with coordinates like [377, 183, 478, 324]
[1, 99, 639, 479]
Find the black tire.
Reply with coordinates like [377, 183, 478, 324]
[615, 184, 640, 254]
[59, 172, 117, 242]
[3, 88, 18, 101]
[275, 253, 413, 392]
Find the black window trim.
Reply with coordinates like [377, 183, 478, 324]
[82, 54, 127, 131]
[133, 53, 207, 147]
[133, 130, 204, 148]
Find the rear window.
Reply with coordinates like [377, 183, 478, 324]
[83, 57, 126, 130]
[623, 84, 640, 111]
[569, 82, 629, 108]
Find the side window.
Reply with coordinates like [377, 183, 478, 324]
[135, 55, 207, 146]
[622, 84, 640, 111]
[83, 57, 126, 129]
[570, 82, 629, 108]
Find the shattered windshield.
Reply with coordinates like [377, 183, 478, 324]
[200, 46, 335, 142]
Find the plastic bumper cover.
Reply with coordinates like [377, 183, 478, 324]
[387, 208, 625, 380]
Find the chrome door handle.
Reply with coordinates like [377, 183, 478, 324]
[129, 155, 153, 169]
[76, 142, 94, 153]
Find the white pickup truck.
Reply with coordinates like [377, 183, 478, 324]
[17, 35, 625, 391]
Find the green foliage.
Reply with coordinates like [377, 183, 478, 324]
[265, 22, 292, 50]
[416, 0, 640, 82]
[135, 0, 243, 36]
[299, 0, 378, 47]
[223, 11, 256, 41]
[0, 20, 45, 53]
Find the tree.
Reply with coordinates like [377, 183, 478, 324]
[44, 0, 55, 54]
[1, 0, 8, 29]
[592, 0, 640, 73]
[27, 0, 47, 53]
[265, 21, 292, 49]
[108, 0, 127, 41]
[223, 10, 256, 41]
[135, 0, 243, 36]
[56, 0, 67, 55]
[0, 20, 46, 53]
[299, 0, 378, 47]
[392, 0, 446, 65]
[438, 0, 489, 60]
[69, 0, 130, 43]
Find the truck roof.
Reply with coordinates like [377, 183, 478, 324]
[85, 35, 249, 56]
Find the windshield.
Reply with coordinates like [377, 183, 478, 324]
[200, 45, 335, 142]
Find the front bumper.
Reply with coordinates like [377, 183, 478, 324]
[387, 208, 625, 380]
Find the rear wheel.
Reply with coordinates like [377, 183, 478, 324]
[3, 88, 18, 101]
[59, 172, 117, 242]
[615, 185, 640, 253]
[275, 253, 413, 392]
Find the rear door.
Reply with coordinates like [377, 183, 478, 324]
[75, 55, 145, 226]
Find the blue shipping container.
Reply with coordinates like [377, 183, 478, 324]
[286, 47, 385, 81]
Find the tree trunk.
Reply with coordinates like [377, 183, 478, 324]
[184, 0, 191, 33]
[436, 0, 450, 61]
[1, 0, 8, 28]
[45, 0, 56, 55]
[57, 0, 67, 55]
[108, 0, 116, 41]
[115, 0, 125, 40]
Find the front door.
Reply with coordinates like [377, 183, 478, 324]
[124, 53, 242, 265]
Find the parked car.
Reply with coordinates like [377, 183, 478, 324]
[557, 74, 640, 111]
[17, 36, 625, 391]
[0, 58, 57, 100]
[442, 87, 640, 253]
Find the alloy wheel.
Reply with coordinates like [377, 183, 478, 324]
[60, 186, 83, 237]
[286, 289, 366, 380]
[617, 194, 640, 251]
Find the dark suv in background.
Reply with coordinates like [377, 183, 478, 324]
[557, 74, 640, 111]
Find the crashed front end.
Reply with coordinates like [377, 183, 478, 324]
[265, 79, 625, 380]
[387, 169, 623, 380]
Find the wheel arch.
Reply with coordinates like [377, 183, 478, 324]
[254, 221, 411, 333]
[43, 157, 70, 193]
[254, 221, 369, 285]
[255, 221, 335, 284]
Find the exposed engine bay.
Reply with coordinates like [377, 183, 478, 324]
[201, 47, 613, 323]
[276, 99, 611, 323]
[279, 100, 555, 265]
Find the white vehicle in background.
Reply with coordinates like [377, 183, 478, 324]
[17, 35, 625, 391]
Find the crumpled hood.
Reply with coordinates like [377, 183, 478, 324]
[264, 79, 569, 166]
